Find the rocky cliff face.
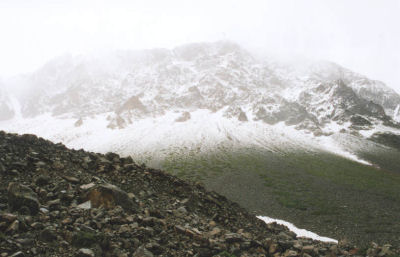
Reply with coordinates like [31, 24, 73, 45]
[5, 42, 400, 134]
[0, 131, 398, 256]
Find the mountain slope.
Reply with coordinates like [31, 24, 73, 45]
[8, 42, 400, 130]
[1, 41, 400, 249]
[5, 130, 394, 257]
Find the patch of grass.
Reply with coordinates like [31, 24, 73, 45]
[159, 145, 400, 247]
[276, 191, 308, 210]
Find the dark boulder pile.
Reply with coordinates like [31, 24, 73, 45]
[0, 131, 398, 256]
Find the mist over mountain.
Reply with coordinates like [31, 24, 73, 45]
[0, 84, 15, 121]
[2, 42, 400, 248]
[3, 42, 400, 128]
[1, 41, 400, 167]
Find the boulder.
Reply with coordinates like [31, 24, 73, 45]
[7, 183, 39, 215]
[86, 183, 137, 211]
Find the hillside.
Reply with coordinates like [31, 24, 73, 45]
[1, 41, 400, 252]
[0, 130, 398, 257]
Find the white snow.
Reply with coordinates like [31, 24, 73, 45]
[317, 135, 372, 166]
[257, 216, 338, 243]
[0, 109, 380, 167]
[394, 105, 400, 122]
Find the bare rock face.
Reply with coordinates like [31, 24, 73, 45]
[175, 111, 191, 122]
[74, 118, 83, 127]
[369, 132, 400, 151]
[238, 110, 248, 122]
[117, 95, 147, 114]
[107, 114, 127, 129]
[7, 182, 39, 215]
[5, 41, 400, 137]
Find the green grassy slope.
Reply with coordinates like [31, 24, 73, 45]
[160, 146, 400, 247]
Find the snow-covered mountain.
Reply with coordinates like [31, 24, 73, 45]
[0, 84, 15, 121]
[1, 41, 400, 166]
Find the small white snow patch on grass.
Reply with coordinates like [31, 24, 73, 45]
[257, 216, 338, 243]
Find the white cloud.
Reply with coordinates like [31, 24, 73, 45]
[0, 0, 399, 92]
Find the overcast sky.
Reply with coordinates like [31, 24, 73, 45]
[0, 0, 399, 92]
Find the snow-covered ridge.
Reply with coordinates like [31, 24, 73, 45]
[1, 41, 400, 245]
[3, 41, 399, 128]
[1, 40, 400, 166]
[0, 109, 380, 167]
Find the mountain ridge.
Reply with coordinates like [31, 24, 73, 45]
[1, 41, 400, 166]
[1, 41, 400, 248]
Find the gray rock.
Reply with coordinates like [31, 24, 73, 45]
[35, 175, 50, 186]
[39, 227, 57, 242]
[86, 183, 137, 211]
[77, 248, 95, 257]
[225, 233, 244, 243]
[63, 175, 80, 184]
[7, 183, 39, 215]
[10, 251, 25, 257]
[48, 199, 61, 211]
[0, 162, 5, 173]
[132, 246, 154, 257]
[285, 250, 299, 256]
[177, 206, 187, 214]
[6, 220, 19, 234]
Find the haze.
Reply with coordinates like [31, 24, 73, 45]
[0, 0, 399, 92]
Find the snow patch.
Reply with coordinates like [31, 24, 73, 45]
[257, 216, 338, 243]
[0, 110, 385, 167]
[317, 136, 372, 166]
[394, 105, 400, 122]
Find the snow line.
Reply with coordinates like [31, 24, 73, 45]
[257, 216, 338, 243]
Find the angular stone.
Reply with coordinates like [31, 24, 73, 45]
[8, 182, 39, 215]
[284, 250, 298, 257]
[86, 183, 136, 211]
[39, 227, 57, 242]
[77, 201, 92, 210]
[80, 183, 95, 190]
[48, 199, 61, 211]
[177, 206, 187, 214]
[269, 243, 278, 254]
[6, 220, 19, 233]
[0, 213, 17, 223]
[63, 175, 80, 184]
[302, 245, 314, 253]
[77, 248, 95, 257]
[132, 246, 154, 257]
[174, 225, 186, 234]
[224, 233, 244, 243]
[209, 227, 221, 236]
